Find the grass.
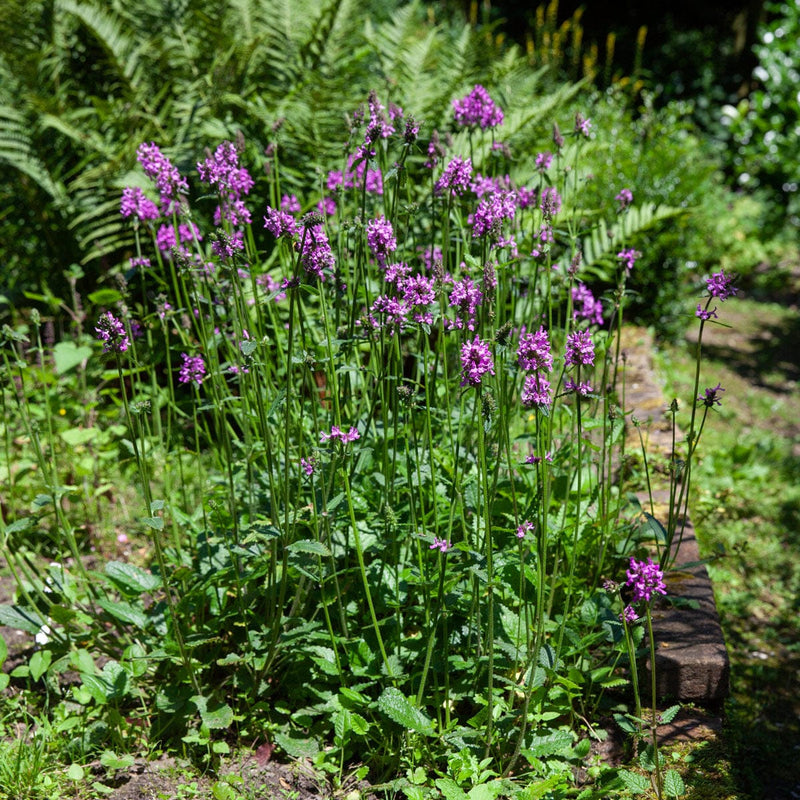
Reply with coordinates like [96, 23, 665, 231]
[654, 293, 800, 799]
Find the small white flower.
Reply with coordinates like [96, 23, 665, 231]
[35, 624, 52, 645]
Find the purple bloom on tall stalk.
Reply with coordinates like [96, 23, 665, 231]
[366, 215, 397, 264]
[565, 329, 595, 367]
[471, 190, 516, 239]
[298, 225, 335, 280]
[574, 112, 592, 138]
[453, 84, 504, 129]
[617, 248, 641, 273]
[695, 304, 718, 321]
[263, 206, 298, 239]
[626, 557, 667, 603]
[435, 156, 473, 196]
[521, 373, 551, 408]
[430, 537, 451, 553]
[179, 353, 206, 386]
[95, 312, 130, 354]
[320, 425, 360, 444]
[197, 140, 254, 226]
[535, 151, 553, 172]
[120, 187, 160, 221]
[572, 283, 604, 326]
[517, 326, 553, 372]
[620, 605, 639, 624]
[539, 186, 562, 220]
[615, 188, 633, 211]
[460, 335, 495, 387]
[516, 520, 535, 539]
[137, 142, 188, 214]
[706, 269, 738, 301]
[447, 274, 484, 331]
[698, 383, 725, 407]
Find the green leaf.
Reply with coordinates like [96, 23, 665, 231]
[287, 539, 331, 557]
[240, 340, 257, 356]
[663, 769, 685, 798]
[0, 605, 45, 635]
[53, 341, 92, 373]
[200, 703, 234, 729]
[524, 729, 573, 758]
[96, 598, 149, 629]
[140, 515, 164, 531]
[0, 635, 7, 668]
[87, 289, 123, 305]
[273, 730, 319, 759]
[29, 649, 52, 681]
[618, 770, 650, 794]
[105, 561, 161, 595]
[434, 777, 467, 800]
[377, 687, 434, 735]
[60, 426, 100, 446]
[467, 784, 503, 800]
[660, 704, 681, 725]
[99, 751, 136, 770]
[66, 763, 85, 782]
[613, 712, 639, 735]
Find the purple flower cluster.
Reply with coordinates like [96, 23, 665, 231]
[435, 156, 473, 196]
[401, 273, 436, 324]
[263, 206, 298, 239]
[617, 248, 641, 273]
[626, 557, 667, 603]
[447, 274, 484, 331]
[197, 140, 254, 227]
[521, 373, 552, 408]
[698, 383, 724, 408]
[95, 312, 130, 354]
[574, 112, 592, 138]
[300, 456, 316, 476]
[706, 270, 738, 301]
[565, 329, 595, 367]
[327, 153, 384, 195]
[460, 335, 495, 387]
[136, 142, 188, 214]
[517, 326, 553, 372]
[535, 151, 553, 172]
[539, 186, 562, 220]
[572, 283, 604, 326]
[120, 186, 160, 222]
[516, 520, 535, 539]
[615, 188, 633, 211]
[179, 353, 206, 386]
[368, 294, 409, 335]
[430, 537, 451, 553]
[564, 378, 593, 396]
[320, 425, 360, 444]
[453, 84, 504, 130]
[471, 190, 516, 239]
[297, 224, 336, 280]
[156, 222, 202, 254]
[366, 215, 397, 265]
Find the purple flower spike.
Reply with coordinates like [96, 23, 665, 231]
[620, 605, 639, 624]
[95, 313, 130, 354]
[430, 536, 451, 553]
[517, 326, 553, 372]
[615, 188, 633, 211]
[626, 557, 667, 603]
[460, 335, 495, 387]
[179, 353, 206, 386]
[706, 270, 738, 301]
[453, 84, 504, 130]
[565, 329, 595, 367]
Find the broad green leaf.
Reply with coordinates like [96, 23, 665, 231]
[87, 289, 123, 305]
[434, 777, 467, 800]
[96, 598, 149, 629]
[0, 635, 7, 667]
[105, 561, 161, 595]
[618, 770, 650, 794]
[663, 769, 685, 798]
[660, 704, 681, 725]
[60, 426, 100, 446]
[99, 751, 136, 770]
[273, 730, 319, 759]
[29, 649, 52, 681]
[200, 703, 234, 729]
[140, 515, 164, 531]
[0, 605, 45, 635]
[467, 784, 503, 800]
[53, 341, 92, 374]
[66, 763, 85, 781]
[377, 687, 434, 735]
[524, 729, 573, 758]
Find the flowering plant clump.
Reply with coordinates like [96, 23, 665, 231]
[1, 79, 737, 795]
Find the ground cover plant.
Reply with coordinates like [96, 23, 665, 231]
[0, 68, 743, 798]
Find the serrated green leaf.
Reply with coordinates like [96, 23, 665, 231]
[287, 539, 331, 557]
[200, 703, 234, 729]
[660, 704, 681, 725]
[613, 712, 639, 735]
[273, 730, 319, 759]
[524, 729, 573, 758]
[240, 340, 257, 356]
[619, 770, 650, 794]
[105, 561, 161, 595]
[377, 687, 434, 735]
[663, 769, 685, 798]
[66, 763, 85, 781]
[99, 751, 136, 770]
[434, 777, 467, 800]
[140, 515, 163, 531]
